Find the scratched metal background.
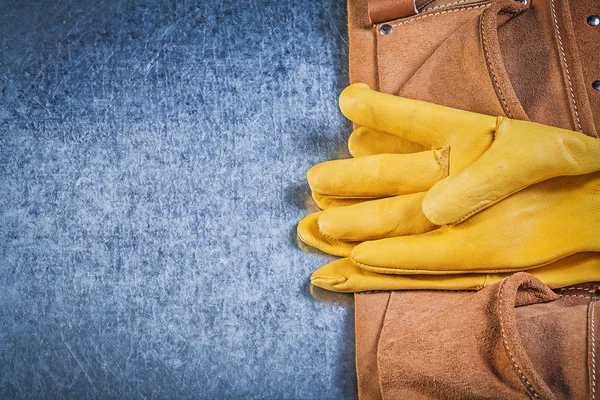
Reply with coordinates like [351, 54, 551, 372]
[0, 1, 356, 398]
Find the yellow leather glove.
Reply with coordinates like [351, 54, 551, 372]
[298, 84, 600, 291]
[297, 125, 436, 256]
[311, 253, 600, 292]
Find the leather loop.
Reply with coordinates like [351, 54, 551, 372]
[368, 0, 417, 24]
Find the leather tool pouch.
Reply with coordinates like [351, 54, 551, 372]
[349, 0, 600, 397]
[356, 275, 600, 399]
[349, 0, 599, 136]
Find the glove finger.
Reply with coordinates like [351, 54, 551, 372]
[311, 193, 367, 209]
[484, 252, 600, 289]
[339, 83, 497, 149]
[310, 253, 600, 293]
[423, 118, 600, 226]
[352, 185, 591, 275]
[298, 193, 436, 257]
[348, 126, 426, 157]
[297, 212, 358, 257]
[318, 192, 435, 241]
[310, 257, 488, 292]
[308, 148, 449, 209]
[350, 228, 476, 275]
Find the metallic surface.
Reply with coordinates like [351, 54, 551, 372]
[379, 24, 393, 35]
[0, 1, 356, 398]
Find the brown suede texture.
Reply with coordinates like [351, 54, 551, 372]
[348, 0, 599, 136]
[363, 276, 599, 399]
[568, 0, 600, 131]
[368, 0, 417, 24]
[355, 291, 389, 400]
[347, 0, 600, 397]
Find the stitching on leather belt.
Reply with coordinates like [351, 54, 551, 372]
[388, 3, 491, 28]
[559, 294, 593, 299]
[560, 287, 596, 292]
[592, 300, 597, 400]
[480, 9, 513, 118]
[498, 278, 541, 399]
[550, 0, 583, 132]
[421, 0, 470, 13]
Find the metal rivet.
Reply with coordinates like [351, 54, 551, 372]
[593, 80, 600, 91]
[588, 15, 600, 27]
[516, 0, 527, 5]
[379, 24, 393, 35]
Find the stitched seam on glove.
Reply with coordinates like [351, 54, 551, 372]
[316, 217, 354, 246]
[434, 117, 502, 225]
[297, 230, 351, 258]
[350, 252, 583, 275]
[349, 256, 528, 274]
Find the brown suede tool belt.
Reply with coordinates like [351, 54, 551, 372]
[356, 278, 600, 399]
[349, 0, 599, 136]
[347, 0, 600, 397]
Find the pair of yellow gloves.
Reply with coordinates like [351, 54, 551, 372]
[298, 84, 600, 292]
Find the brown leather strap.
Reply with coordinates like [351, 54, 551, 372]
[368, 0, 417, 24]
[355, 292, 390, 400]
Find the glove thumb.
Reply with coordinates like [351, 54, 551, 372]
[422, 118, 600, 225]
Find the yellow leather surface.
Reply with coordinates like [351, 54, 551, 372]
[310, 254, 600, 292]
[299, 84, 600, 291]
